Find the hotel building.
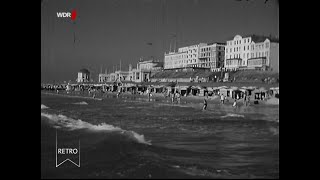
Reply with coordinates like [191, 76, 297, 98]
[225, 35, 279, 72]
[164, 42, 225, 70]
[198, 42, 225, 70]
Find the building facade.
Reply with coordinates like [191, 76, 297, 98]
[98, 59, 163, 83]
[77, 69, 90, 83]
[198, 42, 225, 70]
[225, 35, 279, 71]
[164, 42, 225, 70]
[164, 51, 187, 69]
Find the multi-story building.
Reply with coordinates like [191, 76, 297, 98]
[180, 43, 207, 68]
[198, 42, 225, 70]
[164, 51, 187, 69]
[164, 42, 225, 70]
[77, 69, 90, 83]
[225, 34, 279, 71]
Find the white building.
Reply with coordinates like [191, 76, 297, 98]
[164, 51, 187, 69]
[77, 69, 90, 83]
[225, 35, 279, 71]
[164, 42, 222, 70]
[180, 43, 207, 68]
[98, 59, 163, 83]
[198, 42, 225, 70]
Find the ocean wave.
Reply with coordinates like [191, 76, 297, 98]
[220, 113, 245, 118]
[40, 112, 151, 145]
[41, 104, 49, 109]
[72, 101, 88, 105]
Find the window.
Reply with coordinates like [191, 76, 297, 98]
[247, 53, 249, 59]
[244, 46, 245, 51]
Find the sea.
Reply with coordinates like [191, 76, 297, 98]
[41, 92, 279, 179]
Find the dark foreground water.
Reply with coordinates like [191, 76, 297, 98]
[41, 92, 279, 179]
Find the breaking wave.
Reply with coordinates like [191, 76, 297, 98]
[41, 104, 49, 109]
[41, 112, 151, 145]
[72, 101, 88, 105]
[220, 113, 245, 118]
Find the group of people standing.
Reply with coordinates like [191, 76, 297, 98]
[169, 91, 181, 103]
[202, 93, 251, 111]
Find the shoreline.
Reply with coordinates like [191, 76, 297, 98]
[41, 90, 279, 107]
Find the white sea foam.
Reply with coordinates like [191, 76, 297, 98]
[220, 113, 245, 118]
[40, 112, 151, 145]
[72, 101, 88, 105]
[41, 104, 49, 109]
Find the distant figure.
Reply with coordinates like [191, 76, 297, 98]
[202, 99, 207, 110]
[93, 94, 95, 99]
[176, 92, 181, 103]
[220, 94, 225, 104]
[117, 90, 121, 97]
[243, 94, 247, 106]
[147, 89, 151, 101]
[171, 92, 175, 103]
[56, 89, 59, 94]
[246, 95, 250, 106]
[233, 99, 237, 107]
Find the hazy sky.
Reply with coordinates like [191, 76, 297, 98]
[41, 0, 279, 83]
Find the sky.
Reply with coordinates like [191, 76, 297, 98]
[41, 0, 279, 83]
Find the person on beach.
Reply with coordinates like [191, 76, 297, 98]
[202, 98, 207, 110]
[176, 92, 181, 103]
[246, 95, 250, 106]
[147, 89, 151, 101]
[171, 92, 175, 103]
[117, 88, 121, 97]
[220, 94, 225, 104]
[233, 99, 237, 108]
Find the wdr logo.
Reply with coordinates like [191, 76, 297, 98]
[57, 9, 77, 21]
